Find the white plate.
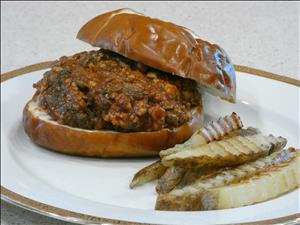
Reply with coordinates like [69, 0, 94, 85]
[1, 65, 300, 225]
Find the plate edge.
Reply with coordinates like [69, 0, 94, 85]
[1, 61, 300, 87]
[1, 186, 145, 225]
[1, 186, 300, 225]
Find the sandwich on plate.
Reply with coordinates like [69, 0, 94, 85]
[22, 8, 299, 212]
[23, 8, 236, 157]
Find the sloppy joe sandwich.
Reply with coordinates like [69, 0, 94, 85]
[23, 8, 236, 157]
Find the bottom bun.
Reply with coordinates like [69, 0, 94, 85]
[23, 100, 204, 157]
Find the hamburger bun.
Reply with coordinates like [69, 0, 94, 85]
[77, 8, 236, 102]
[23, 99, 203, 157]
[22, 8, 237, 158]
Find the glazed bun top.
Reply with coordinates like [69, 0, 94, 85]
[77, 8, 236, 102]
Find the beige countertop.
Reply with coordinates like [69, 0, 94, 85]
[1, 2, 299, 225]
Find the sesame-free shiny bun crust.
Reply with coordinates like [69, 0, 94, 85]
[23, 100, 203, 157]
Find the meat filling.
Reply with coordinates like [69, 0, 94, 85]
[33, 50, 202, 132]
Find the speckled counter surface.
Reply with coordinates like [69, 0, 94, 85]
[1, 2, 299, 225]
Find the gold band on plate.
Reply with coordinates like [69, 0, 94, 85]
[1, 186, 299, 225]
[1, 61, 300, 87]
[0, 61, 55, 83]
[1, 62, 300, 225]
[234, 65, 300, 87]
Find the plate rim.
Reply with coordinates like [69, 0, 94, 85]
[1, 62, 300, 225]
[2, 186, 298, 225]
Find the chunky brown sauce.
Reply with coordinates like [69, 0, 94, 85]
[34, 50, 202, 132]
